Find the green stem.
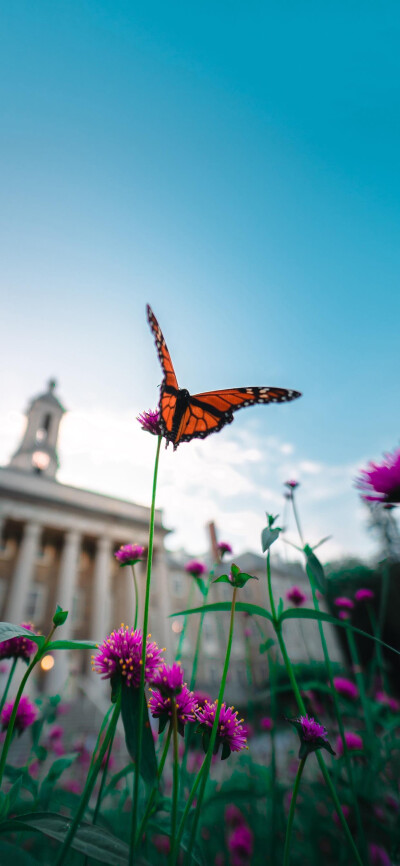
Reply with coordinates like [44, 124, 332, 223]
[129, 433, 162, 864]
[135, 726, 172, 845]
[346, 628, 373, 739]
[266, 548, 278, 623]
[176, 583, 194, 662]
[131, 565, 139, 631]
[170, 698, 179, 864]
[189, 576, 211, 690]
[0, 658, 17, 716]
[174, 758, 207, 861]
[82, 725, 117, 866]
[181, 587, 238, 866]
[283, 756, 306, 866]
[367, 603, 387, 691]
[55, 693, 121, 866]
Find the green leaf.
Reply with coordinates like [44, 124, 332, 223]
[120, 685, 157, 785]
[52, 605, 68, 626]
[277, 598, 284, 618]
[259, 638, 275, 654]
[171, 602, 274, 621]
[304, 546, 327, 593]
[40, 753, 78, 792]
[193, 576, 208, 597]
[261, 526, 281, 552]
[105, 763, 135, 795]
[0, 622, 45, 649]
[45, 639, 99, 651]
[4, 765, 38, 799]
[280, 607, 400, 657]
[212, 574, 231, 585]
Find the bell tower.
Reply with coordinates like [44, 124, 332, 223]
[9, 380, 66, 479]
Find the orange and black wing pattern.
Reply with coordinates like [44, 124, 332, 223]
[146, 304, 180, 441]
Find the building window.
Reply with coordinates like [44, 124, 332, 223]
[25, 584, 47, 623]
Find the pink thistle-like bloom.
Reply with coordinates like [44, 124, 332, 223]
[298, 715, 328, 742]
[333, 677, 359, 700]
[137, 408, 162, 436]
[184, 560, 207, 577]
[334, 597, 354, 610]
[285, 480, 299, 490]
[149, 684, 198, 736]
[0, 622, 37, 661]
[369, 844, 392, 866]
[92, 626, 164, 688]
[114, 544, 145, 566]
[354, 587, 375, 603]
[48, 724, 64, 740]
[260, 716, 273, 732]
[192, 690, 210, 709]
[196, 701, 248, 759]
[356, 448, 400, 505]
[333, 804, 350, 827]
[218, 541, 233, 558]
[150, 662, 184, 697]
[227, 823, 253, 866]
[335, 731, 363, 755]
[375, 691, 400, 712]
[1, 695, 38, 734]
[289, 715, 335, 758]
[286, 586, 307, 607]
[338, 610, 350, 620]
[63, 779, 82, 795]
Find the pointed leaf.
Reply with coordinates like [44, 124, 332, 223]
[4, 764, 38, 798]
[121, 685, 157, 785]
[171, 602, 274, 622]
[304, 546, 327, 593]
[46, 639, 99, 651]
[280, 607, 400, 657]
[277, 598, 284, 618]
[212, 575, 231, 585]
[259, 638, 275, 655]
[261, 526, 280, 552]
[193, 576, 208, 597]
[0, 622, 45, 649]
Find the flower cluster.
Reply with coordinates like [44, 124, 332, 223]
[196, 701, 248, 760]
[92, 626, 164, 688]
[286, 586, 307, 607]
[137, 409, 162, 436]
[356, 448, 400, 505]
[0, 623, 37, 662]
[1, 696, 38, 734]
[114, 544, 145, 566]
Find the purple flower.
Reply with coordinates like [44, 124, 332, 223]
[338, 610, 350, 621]
[356, 448, 400, 505]
[184, 560, 207, 577]
[335, 731, 363, 756]
[285, 480, 299, 490]
[0, 622, 38, 661]
[286, 586, 307, 607]
[48, 724, 64, 740]
[288, 714, 335, 759]
[225, 804, 245, 827]
[354, 588, 375, 603]
[299, 715, 328, 742]
[218, 542, 232, 559]
[196, 701, 248, 759]
[149, 684, 198, 736]
[114, 544, 145, 566]
[137, 409, 162, 436]
[1, 695, 38, 734]
[150, 662, 184, 697]
[227, 824, 253, 866]
[91, 625, 164, 688]
[333, 677, 359, 700]
[375, 691, 400, 712]
[369, 843, 392, 866]
[260, 716, 273, 732]
[334, 596, 354, 610]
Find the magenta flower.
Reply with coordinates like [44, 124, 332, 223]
[184, 560, 207, 577]
[1, 695, 38, 734]
[354, 588, 375, 603]
[244, 628, 252, 638]
[288, 714, 335, 758]
[150, 662, 184, 697]
[286, 586, 307, 607]
[0, 622, 38, 662]
[375, 691, 400, 712]
[91, 625, 164, 688]
[149, 684, 198, 736]
[218, 541, 232, 558]
[285, 480, 299, 490]
[227, 823, 253, 865]
[356, 448, 400, 505]
[334, 597, 354, 610]
[369, 843, 392, 866]
[63, 779, 82, 795]
[137, 408, 162, 436]
[335, 731, 363, 756]
[260, 716, 273, 732]
[48, 724, 64, 740]
[333, 677, 359, 700]
[225, 804, 245, 827]
[196, 701, 248, 760]
[114, 544, 145, 566]
[338, 610, 350, 620]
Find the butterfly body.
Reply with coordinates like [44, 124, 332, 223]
[147, 304, 301, 449]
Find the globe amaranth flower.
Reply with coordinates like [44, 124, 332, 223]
[288, 714, 335, 759]
[149, 684, 198, 736]
[333, 677, 359, 700]
[196, 701, 248, 760]
[114, 544, 145, 566]
[1, 695, 38, 734]
[184, 560, 207, 577]
[354, 588, 375, 603]
[0, 622, 38, 662]
[334, 597, 354, 610]
[369, 843, 392, 866]
[335, 731, 363, 756]
[285, 480, 299, 490]
[91, 625, 164, 689]
[286, 586, 307, 607]
[217, 541, 232, 559]
[150, 661, 184, 697]
[137, 408, 162, 436]
[356, 448, 400, 505]
[227, 823, 253, 866]
[260, 716, 273, 732]
[375, 691, 400, 712]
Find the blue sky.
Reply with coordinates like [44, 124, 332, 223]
[0, 3, 399, 561]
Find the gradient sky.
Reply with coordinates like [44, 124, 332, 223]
[0, 3, 399, 562]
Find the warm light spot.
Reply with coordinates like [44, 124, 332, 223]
[40, 655, 54, 671]
[172, 619, 184, 634]
[32, 451, 50, 470]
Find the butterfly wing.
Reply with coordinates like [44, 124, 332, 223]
[174, 386, 302, 446]
[146, 304, 180, 439]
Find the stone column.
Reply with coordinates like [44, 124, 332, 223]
[5, 522, 41, 623]
[46, 530, 81, 694]
[91, 536, 112, 642]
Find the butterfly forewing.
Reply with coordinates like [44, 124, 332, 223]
[146, 305, 179, 391]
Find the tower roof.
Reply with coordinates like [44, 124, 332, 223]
[27, 379, 66, 414]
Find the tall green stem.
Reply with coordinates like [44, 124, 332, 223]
[170, 698, 179, 864]
[346, 628, 373, 739]
[189, 576, 211, 690]
[0, 658, 17, 716]
[291, 490, 304, 547]
[135, 726, 172, 845]
[129, 433, 162, 864]
[283, 756, 306, 866]
[131, 565, 139, 631]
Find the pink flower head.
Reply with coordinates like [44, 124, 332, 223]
[369, 843, 392, 866]
[286, 586, 307, 607]
[196, 701, 247, 759]
[137, 409, 162, 436]
[114, 544, 145, 566]
[334, 597, 354, 610]
[333, 677, 359, 700]
[63, 779, 82, 794]
[192, 690, 211, 709]
[225, 804, 244, 827]
[354, 588, 375, 603]
[48, 724, 64, 740]
[150, 662, 184, 697]
[285, 480, 299, 490]
[149, 684, 198, 736]
[335, 731, 363, 756]
[152, 835, 170, 855]
[184, 560, 207, 577]
[260, 716, 273, 732]
[217, 542, 232, 558]
[1, 695, 38, 734]
[91, 626, 164, 688]
[0, 622, 38, 661]
[299, 715, 328, 742]
[356, 448, 400, 505]
[338, 610, 350, 620]
[244, 628, 252, 638]
[227, 824, 253, 864]
[288, 714, 335, 759]
[375, 691, 400, 712]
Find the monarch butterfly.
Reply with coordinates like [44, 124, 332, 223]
[147, 304, 301, 450]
